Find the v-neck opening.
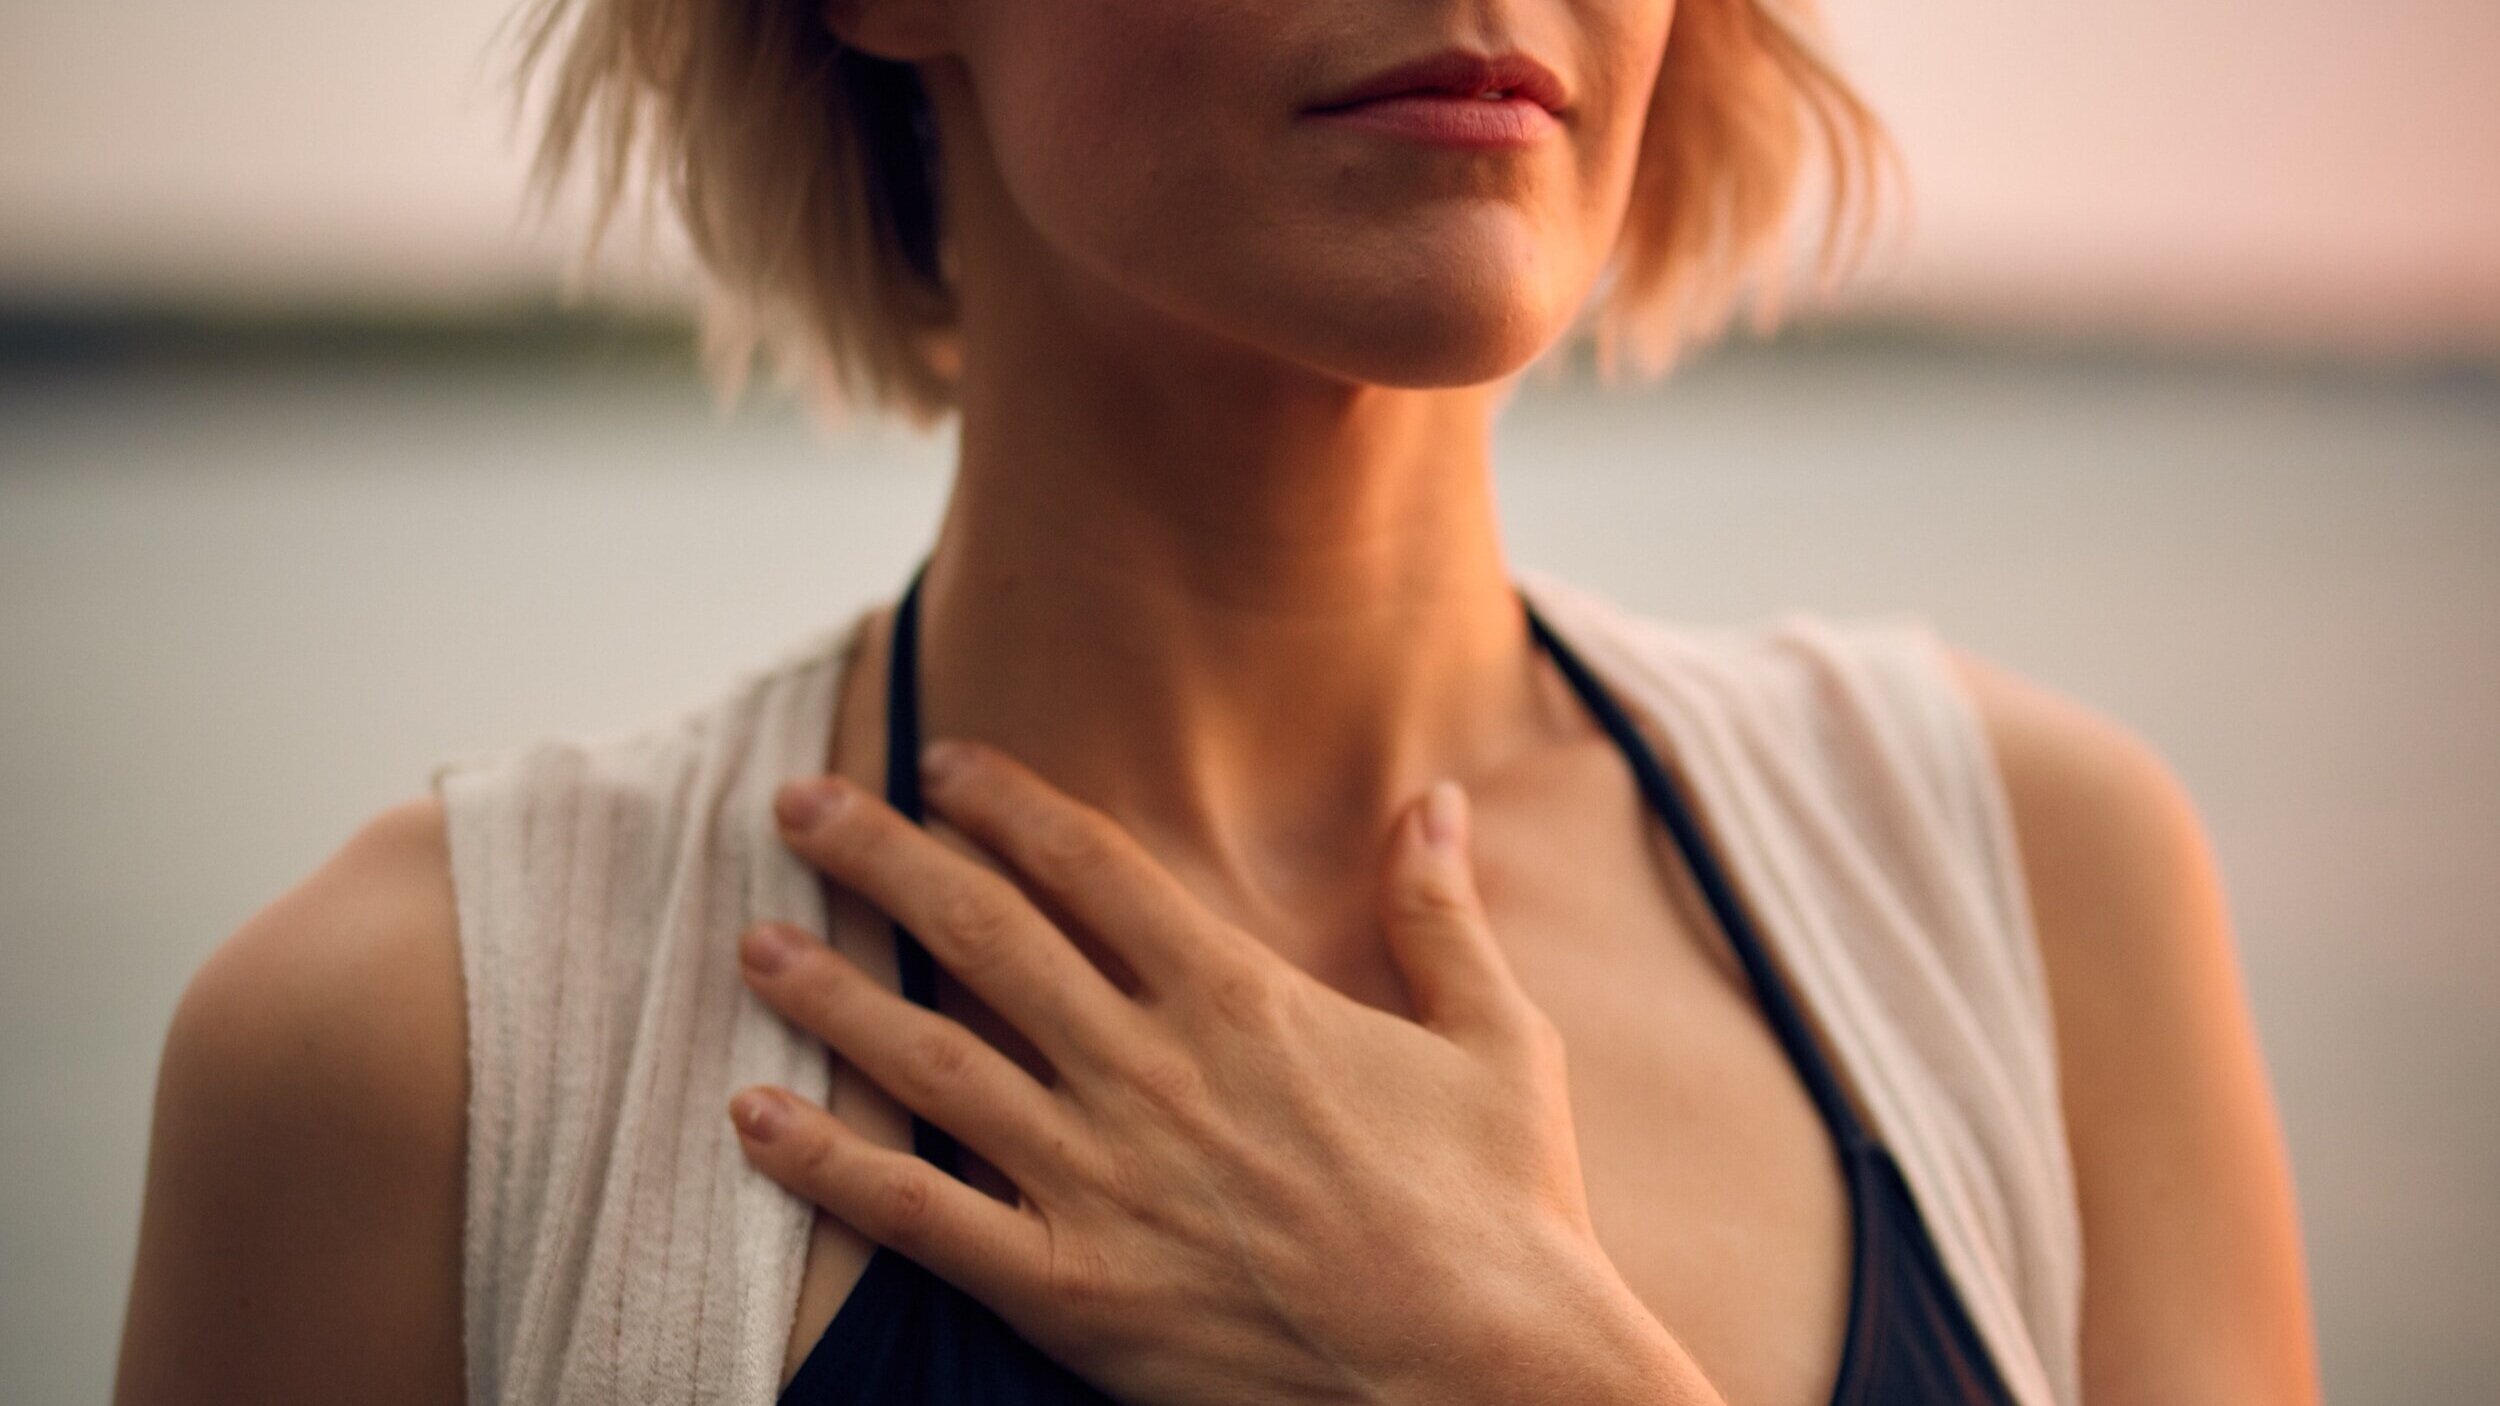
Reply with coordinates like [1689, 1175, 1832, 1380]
[773, 575, 1887, 1406]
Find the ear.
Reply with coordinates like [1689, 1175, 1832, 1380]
[822, 0, 951, 62]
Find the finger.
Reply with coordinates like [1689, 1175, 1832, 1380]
[918, 737, 1271, 1000]
[739, 920, 1082, 1182]
[729, 1084, 1047, 1306]
[775, 775, 1140, 1069]
[1376, 780, 1535, 1047]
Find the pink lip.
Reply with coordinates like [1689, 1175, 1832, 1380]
[1301, 48, 1568, 151]
[1304, 92, 1561, 149]
[1305, 47, 1571, 120]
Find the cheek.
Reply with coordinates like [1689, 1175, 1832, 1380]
[1564, 3, 1678, 236]
[972, 1, 1267, 262]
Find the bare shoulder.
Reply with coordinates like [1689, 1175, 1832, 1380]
[115, 795, 467, 1405]
[1935, 645, 2321, 1405]
[1935, 646, 2221, 934]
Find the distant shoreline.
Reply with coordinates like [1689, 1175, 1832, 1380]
[1, 300, 2491, 391]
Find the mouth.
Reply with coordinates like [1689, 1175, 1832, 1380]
[1303, 48, 1571, 119]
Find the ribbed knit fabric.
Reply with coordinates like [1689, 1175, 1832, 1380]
[429, 565, 2083, 1406]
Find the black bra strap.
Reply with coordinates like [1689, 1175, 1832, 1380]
[1518, 590, 1877, 1156]
[884, 554, 965, 1175]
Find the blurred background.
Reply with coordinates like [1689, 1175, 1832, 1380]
[3, 1, 2494, 1401]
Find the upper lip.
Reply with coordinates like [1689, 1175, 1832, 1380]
[1305, 48, 1570, 116]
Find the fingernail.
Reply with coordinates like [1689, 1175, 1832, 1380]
[776, 778, 846, 831]
[731, 1088, 786, 1141]
[921, 738, 966, 787]
[741, 922, 800, 974]
[1423, 779, 1466, 853]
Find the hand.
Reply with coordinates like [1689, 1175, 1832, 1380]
[728, 738, 1670, 1406]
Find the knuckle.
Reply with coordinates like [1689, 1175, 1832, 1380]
[1031, 814, 1116, 882]
[1123, 1047, 1209, 1117]
[870, 1164, 936, 1242]
[905, 1022, 975, 1088]
[1044, 1236, 1122, 1319]
[821, 793, 878, 846]
[933, 881, 1019, 967]
[1393, 874, 1474, 925]
[1203, 963, 1288, 1033]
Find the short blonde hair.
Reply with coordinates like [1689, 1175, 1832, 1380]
[510, 0, 1900, 430]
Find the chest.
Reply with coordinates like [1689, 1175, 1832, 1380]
[777, 741, 1859, 1406]
[1468, 773, 1859, 1406]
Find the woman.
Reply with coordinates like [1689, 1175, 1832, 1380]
[114, 0, 2320, 1403]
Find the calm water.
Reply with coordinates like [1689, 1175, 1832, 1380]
[4, 332, 2494, 1401]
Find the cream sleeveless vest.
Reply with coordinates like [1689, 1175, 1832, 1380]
[429, 566, 2084, 1406]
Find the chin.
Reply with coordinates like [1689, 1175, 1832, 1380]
[1295, 285, 1569, 389]
[1321, 330, 1555, 389]
[1069, 223, 1582, 392]
[1264, 229, 1581, 388]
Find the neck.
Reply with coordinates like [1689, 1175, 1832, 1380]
[905, 340, 1565, 953]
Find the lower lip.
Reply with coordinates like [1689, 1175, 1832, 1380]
[1304, 93, 1560, 149]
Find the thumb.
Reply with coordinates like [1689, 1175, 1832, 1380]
[1376, 779, 1528, 1045]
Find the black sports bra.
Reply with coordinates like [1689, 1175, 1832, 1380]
[778, 558, 2022, 1406]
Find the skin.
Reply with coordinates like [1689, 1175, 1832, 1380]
[113, 0, 2323, 1401]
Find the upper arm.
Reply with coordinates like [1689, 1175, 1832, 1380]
[115, 796, 469, 1406]
[1941, 646, 2321, 1406]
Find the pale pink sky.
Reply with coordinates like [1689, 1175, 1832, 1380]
[2, 0, 2493, 358]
